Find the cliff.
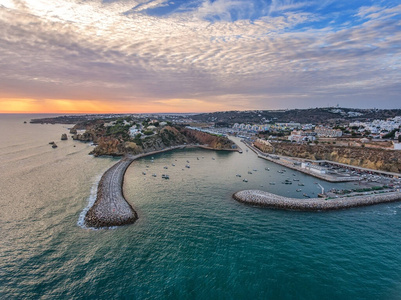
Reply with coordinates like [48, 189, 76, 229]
[87, 126, 236, 157]
[254, 141, 401, 173]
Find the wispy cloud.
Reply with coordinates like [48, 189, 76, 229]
[0, 0, 400, 112]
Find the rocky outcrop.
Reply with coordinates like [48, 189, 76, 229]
[254, 142, 401, 173]
[72, 132, 94, 142]
[61, 133, 68, 140]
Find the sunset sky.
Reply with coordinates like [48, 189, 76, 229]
[0, 0, 400, 113]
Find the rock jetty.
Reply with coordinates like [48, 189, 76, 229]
[84, 146, 186, 228]
[233, 190, 401, 211]
[85, 157, 138, 227]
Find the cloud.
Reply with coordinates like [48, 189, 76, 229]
[0, 0, 400, 112]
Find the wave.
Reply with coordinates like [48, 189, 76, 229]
[76, 174, 118, 230]
[77, 175, 101, 230]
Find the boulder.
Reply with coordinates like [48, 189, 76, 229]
[61, 133, 68, 140]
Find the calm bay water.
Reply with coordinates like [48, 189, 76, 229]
[1, 114, 401, 299]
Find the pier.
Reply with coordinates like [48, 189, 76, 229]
[233, 190, 401, 211]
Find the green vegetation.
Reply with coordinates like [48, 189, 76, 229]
[382, 129, 398, 139]
[106, 123, 130, 140]
[143, 130, 154, 136]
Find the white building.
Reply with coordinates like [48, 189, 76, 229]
[315, 127, 343, 137]
[301, 162, 327, 174]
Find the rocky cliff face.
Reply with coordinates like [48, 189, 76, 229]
[254, 142, 401, 173]
[87, 126, 235, 157]
[178, 127, 235, 150]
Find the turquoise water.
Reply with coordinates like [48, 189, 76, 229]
[2, 115, 401, 299]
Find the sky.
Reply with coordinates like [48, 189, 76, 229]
[0, 0, 400, 113]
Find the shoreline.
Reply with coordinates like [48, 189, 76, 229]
[233, 190, 401, 211]
[242, 140, 361, 182]
[84, 144, 238, 228]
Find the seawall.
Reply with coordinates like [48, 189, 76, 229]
[233, 190, 401, 212]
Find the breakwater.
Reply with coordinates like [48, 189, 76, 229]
[84, 143, 238, 228]
[233, 190, 401, 211]
[84, 146, 186, 228]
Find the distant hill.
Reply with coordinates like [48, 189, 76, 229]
[191, 108, 401, 125]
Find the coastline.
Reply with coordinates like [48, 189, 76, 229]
[242, 140, 361, 182]
[233, 190, 401, 211]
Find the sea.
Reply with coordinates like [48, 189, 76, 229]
[1, 114, 401, 299]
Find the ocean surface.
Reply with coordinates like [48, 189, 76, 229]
[1, 114, 401, 299]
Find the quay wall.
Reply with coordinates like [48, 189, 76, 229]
[242, 140, 360, 182]
[233, 190, 401, 212]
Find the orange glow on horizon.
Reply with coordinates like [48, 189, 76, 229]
[0, 97, 228, 114]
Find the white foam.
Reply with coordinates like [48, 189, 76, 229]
[77, 174, 119, 230]
[77, 174, 101, 229]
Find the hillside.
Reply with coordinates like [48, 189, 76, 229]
[253, 141, 401, 173]
[191, 108, 401, 126]
[72, 124, 236, 157]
